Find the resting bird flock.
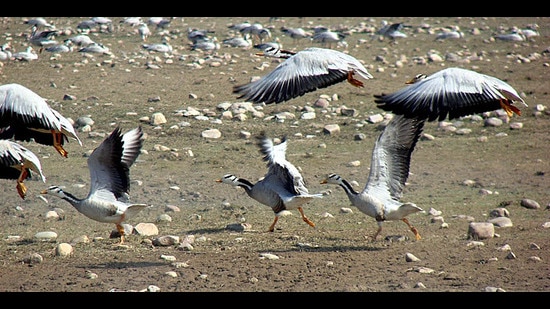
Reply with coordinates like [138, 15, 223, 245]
[374, 67, 528, 122]
[321, 114, 426, 241]
[233, 46, 373, 104]
[216, 132, 323, 232]
[0, 83, 82, 158]
[41, 126, 147, 245]
[0, 139, 46, 199]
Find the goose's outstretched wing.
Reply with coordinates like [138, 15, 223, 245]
[0, 139, 45, 182]
[87, 126, 143, 201]
[257, 132, 308, 196]
[0, 83, 61, 131]
[374, 67, 527, 121]
[364, 115, 425, 202]
[234, 47, 372, 104]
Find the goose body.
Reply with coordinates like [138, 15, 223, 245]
[28, 26, 58, 51]
[41, 126, 147, 245]
[233, 46, 373, 104]
[0, 43, 12, 62]
[0, 139, 46, 199]
[67, 34, 95, 47]
[141, 42, 173, 53]
[321, 114, 425, 241]
[375, 21, 409, 40]
[217, 132, 322, 232]
[78, 42, 111, 55]
[374, 67, 528, 121]
[280, 27, 312, 43]
[0, 83, 82, 157]
[44, 39, 74, 53]
[11, 46, 38, 61]
[138, 23, 151, 41]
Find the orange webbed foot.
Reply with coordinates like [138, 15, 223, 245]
[16, 182, 27, 199]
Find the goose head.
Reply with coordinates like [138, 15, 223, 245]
[320, 173, 344, 185]
[216, 174, 239, 185]
[41, 185, 67, 198]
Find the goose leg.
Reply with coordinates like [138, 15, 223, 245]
[298, 207, 315, 228]
[16, 168, 29, 199]
[402, 218, 421, 240]
[370, 222, 383, 241]
[499, 99, 521, 117]
[116, 223, 126, 245]
[346, 71, 364, 88]
[51, 131, 68, 158]
[268, 216, 279, 232]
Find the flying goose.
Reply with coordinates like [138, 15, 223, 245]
[374, 67, 528, 122]
[0, 139, 46, 199]
[216, 132, 323, 232]
[233, 46, 373, 104]
[321, 114, 426, 241]
[41, 126, 147, 245]
[0, 83, 82, 158]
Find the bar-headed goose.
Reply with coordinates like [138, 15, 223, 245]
[0, 139, 46, 199]
[233, 46, 373, 104]
[217, 132, 323, 232]
[0, 83, 82, 158]
[374, 67, 528, 121]
[321, 114, 426, 241]
[41, 126, 147, 245]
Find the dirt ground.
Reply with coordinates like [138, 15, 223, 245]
[0, 17, 549, 293]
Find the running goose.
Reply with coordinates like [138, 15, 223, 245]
[41, 126, 147, 245]
[216, 132, 323, 232]
[0, 139, 46, 199]
[0, 83, 82, 158]
[321, 114, 425, 241]
[374, 67, 528, 122]
[233, 46, 373, 104]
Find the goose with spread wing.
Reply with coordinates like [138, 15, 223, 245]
[0, 139, 46, 199]
[374, 67, 528, 122]
[0, 83, 82, 158]
[41, 126, 147, 245]
[321, 114, 425, 241]
[216, 132, 323, 232]
[233, 46, 373, 104]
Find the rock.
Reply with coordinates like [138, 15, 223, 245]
[55, 243, 74, 257]
[468, 222, 494, 240]
[520, 199, 540, 209]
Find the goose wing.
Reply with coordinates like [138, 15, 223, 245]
[0, 140, 45, 182]
[374, 67, 527, 121]
[234, 47, 372, 104]
[363, 115, 425, 202]
[87, 126, 143, 202]
[257, 133, 308, 196]
[0, 83, 61, 131]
